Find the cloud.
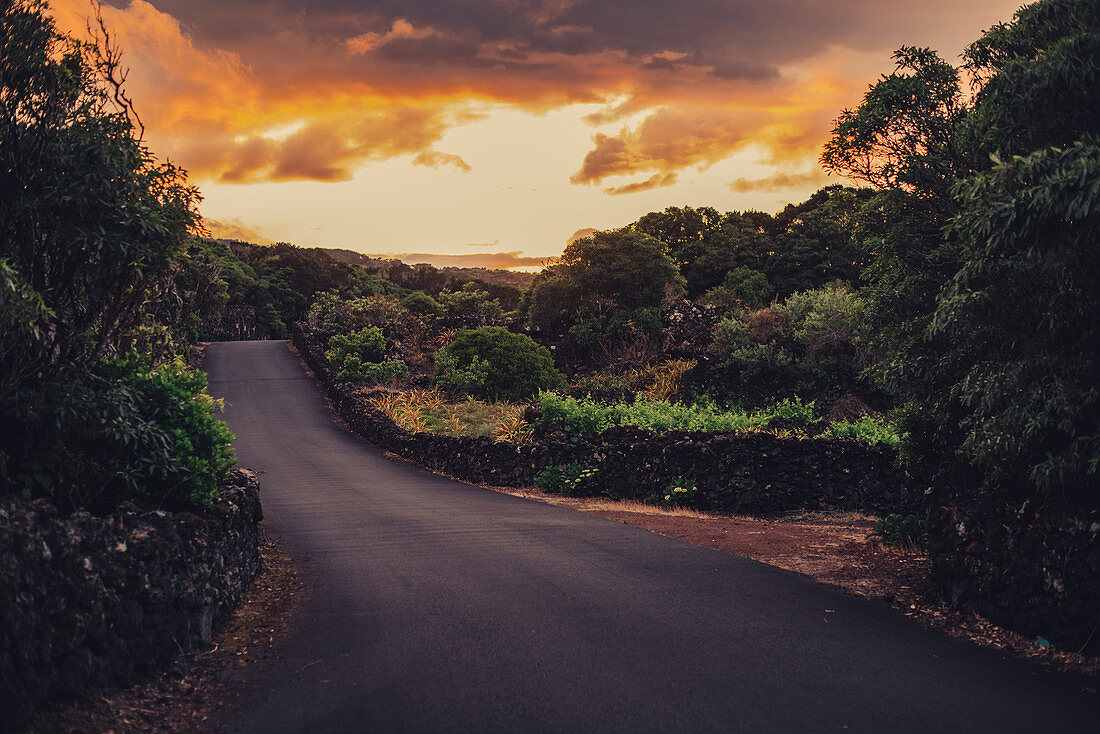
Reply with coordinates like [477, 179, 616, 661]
[61, 0, 1022, 186]
[464, 240, 501, 247]
[571, 108, 763, 185]
[177, 107, 459, 182]
[203, 217, 267, 243]
[566, 228, 600, 245]
[602, 172, 678, 195]
[728, 169, 832, 193]
[387, 251, 557, 269]
[412, 150, 472, 172]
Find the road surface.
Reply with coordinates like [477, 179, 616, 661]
[206, 340, 1097, 733]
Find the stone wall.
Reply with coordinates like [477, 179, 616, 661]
[0, 470, 263, 728]
[925, 474, 1100, 654]
[294, 325, 921, 516]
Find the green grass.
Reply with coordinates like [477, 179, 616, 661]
[537, 392, 899, 446]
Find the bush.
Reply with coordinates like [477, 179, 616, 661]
[438, 282, 503, 321]
[704, 267, 775, 309]
[537, 392, 895, 446]
[401, 290, 443, 318]
[868, 514, 924, 548]
[820, 416, 900, 447]
[309, 292, 410, 337]
[534, 463, 602, 497]
[433, 327, 563, 402]
[4, 358, 235, 512]
[327, 327, 385, 365]
[326, 327, 407, 384]
[659, 479, 701, 509]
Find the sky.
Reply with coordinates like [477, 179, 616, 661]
[51, 0, 1023, 269]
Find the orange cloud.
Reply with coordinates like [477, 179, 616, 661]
[413, 150, 472, 172]
[50, 0, 1021, 189]
[729, 169, 832, 193]
[603, 172, 678, 195]
[203, 217, 267, 243]
[571, 108, 765, 186]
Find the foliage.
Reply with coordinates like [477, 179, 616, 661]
[368, 389, 531, 442]
[659, 480, 702, 509]
[308, 291, 409, 338]
[534, 463, 602, 497]
[437, 282, 503, 321]
[434, 327, 563, 402]
[0, 1, 234, 510]
[709, 283, 865, 390]
[820, 416, 900, 447]
[401, 290, 444, 318]
[326, 327, 406, 384]
[536, 392, 897, 445]
[868, 514, 924, 548]
[525, 229, 683, 347]
[828, 0, 1100, 502]
[919, 141, 1100, 494]
[703, 267, 774, 309]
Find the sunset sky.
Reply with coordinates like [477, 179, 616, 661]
[52, 0, 1022, 269]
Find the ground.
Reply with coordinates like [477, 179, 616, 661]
[23, 483, 1097, 732]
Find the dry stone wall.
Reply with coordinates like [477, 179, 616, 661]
[294, 325, 921, 516]
[0, 470, 263, 728]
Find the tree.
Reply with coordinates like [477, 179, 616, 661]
[0, 1, 231, 510]
[434, 327, 563, 402]
[525, 229, 683, 348]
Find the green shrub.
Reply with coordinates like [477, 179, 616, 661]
[401, 290, 443, 317]
[327, 327, 385, 365]
[5, 358, 236, 512]
[704, 267, 775, 309]
[438, 282, 503, 321]
[868, 514, 924, 548]
[821, 416, 900, 447]
[534, 463, 602, 497]
[325, 327, 407, 384]
[660, 479, 701, 509]
[537, 392, 896, 447]
[434, 327, 563, 402]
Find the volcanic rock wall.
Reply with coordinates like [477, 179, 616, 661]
[294, 325, 921, 516]
[0, 470, 263, 728]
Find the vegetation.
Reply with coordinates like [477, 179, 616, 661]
[434, 327, 563, 402]
[325, 328, 407, 384]
[868, 514, 924, 549]
[0, 1, 233, 512]
[534, 464, 603, 497]
[536, 393, 898, 445]
[368, 389, 532, 443]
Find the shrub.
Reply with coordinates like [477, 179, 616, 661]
[534, 463, 602, 497]
[704, 267, 775, 309]
[660, 479, 701, 509]
[438, 282, 503, 321]
[326, 327, 407, 384]
[820, 416, 900, 447]
[309, 292, 410, 337]
[433, 327, 563, 402]
[537, 392, 895, 446]
[401, 290, 443, 318]
[327, 327, 385, 365]
[868, 514, 924, 548]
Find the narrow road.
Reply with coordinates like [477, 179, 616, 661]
[206, 340, 1097, 733]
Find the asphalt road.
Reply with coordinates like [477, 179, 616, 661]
[206, 340, 1098, 733]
